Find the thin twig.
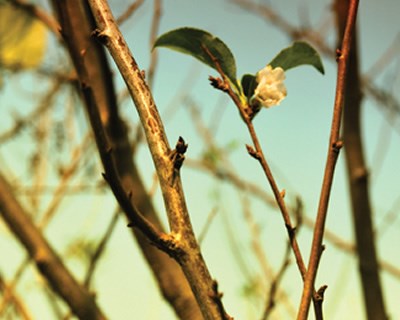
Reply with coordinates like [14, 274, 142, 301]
[198, 206, 218, 245]
[297, 1, 359, 319]
[240, 196, 295, 318]
[116, 0, 144, 25]
[8, 0, 61, 40]
[147, 0, 162, 89]
[84, 207, 121, 288]
[0, 272, 33, 320]
[261, 243, 291, 320]
[187, 157, 400, 279]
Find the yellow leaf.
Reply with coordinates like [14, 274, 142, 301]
[0, 3, 47, 69]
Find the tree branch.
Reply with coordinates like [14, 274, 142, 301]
[297, 1, 359, 318]
[0, 172, 107, 320]
[52, 1, 203, 318]
[87, 1, 231, 317]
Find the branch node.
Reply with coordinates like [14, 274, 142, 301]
[245, 144, 260, 159]
[209, 76, 229, 92]
[170, 136, 188, 172]
[280, 189, 286, 198]
[332, 140, 343, 152]
[209, 280, 233, 320]
[285, 223, 296, 237]
[91, 28, 108, 44]
[315, 285, 328, 302]
[169, 137, 188, 185]
[335, 48, 342, 61]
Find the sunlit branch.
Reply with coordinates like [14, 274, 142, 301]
[297, 0, 359, 318]
[87, 1, 232, 318]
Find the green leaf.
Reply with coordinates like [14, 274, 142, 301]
[269, 41, 325, 74]
[241, 74, 257, 99]
[154, 27, 237, 84]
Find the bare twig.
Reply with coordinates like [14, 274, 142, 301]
[147, 0, 162, 89]
[187, 157, 400, 279]
[0, 81, 61, 143]
[198, 206, 218, 245]
[240, 196, 295, 318]
[116, 0, 144, 25]
[0, 272, 32, 320]
[84, 207, 121, 288]
[297, 1, 359, 318]
[8, 0, 61, 40]
[261, 243, 291, 320]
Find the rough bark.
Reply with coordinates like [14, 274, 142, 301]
[51, 1, 202, 319]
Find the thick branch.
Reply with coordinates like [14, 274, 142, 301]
[52, 1, 202, 318]
[0, 172, 106, 320]
[86, 2, 230, 318]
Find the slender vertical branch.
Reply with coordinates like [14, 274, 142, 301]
[297, 1, 359, 319]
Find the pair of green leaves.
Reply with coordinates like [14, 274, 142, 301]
[154, 27, 324, 102]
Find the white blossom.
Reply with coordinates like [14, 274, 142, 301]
[252, 65, 287, 108]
